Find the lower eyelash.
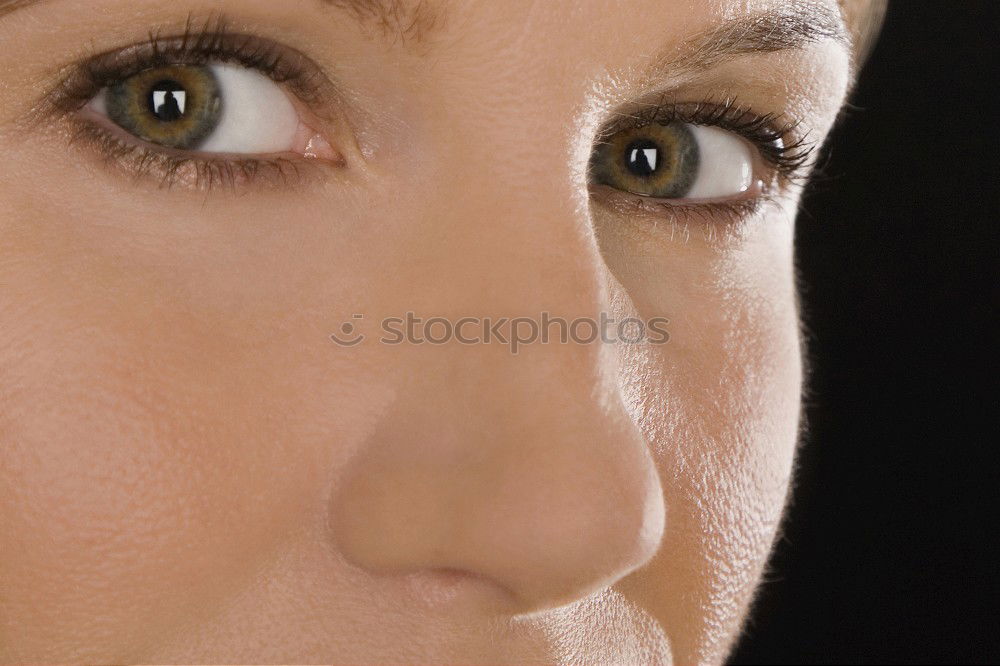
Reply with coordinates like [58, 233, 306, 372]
[68, 120, 314, 191]
[589, 182, 779, 234]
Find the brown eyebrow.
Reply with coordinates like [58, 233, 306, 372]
[0, 0, 31, 16]
[0, 0, 444, 44]
[650, 2, 853, 79]
[1, 1, 864, 70]
[319, 0, 443, 45]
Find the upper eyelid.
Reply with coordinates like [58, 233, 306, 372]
[45, 19, 341, 119]
[599, 96, 795, 144]
[594, 98, 816, 177]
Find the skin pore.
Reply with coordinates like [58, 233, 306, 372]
[0, 0, 876, 663]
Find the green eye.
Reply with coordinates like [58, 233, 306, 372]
[104, 65, 222, 150]
[590, 123, 701, 199]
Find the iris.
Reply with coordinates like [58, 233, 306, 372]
[105, 65, 222, 150]
[591, 123, 701, 199]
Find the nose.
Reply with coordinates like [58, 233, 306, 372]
[331, 347, 664, 613]
[328, 135, 665, 615]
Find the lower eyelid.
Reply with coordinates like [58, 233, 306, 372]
[68, 81, 345, 190]
[589, 182, 770, 223]
[66, 114, 334, 191]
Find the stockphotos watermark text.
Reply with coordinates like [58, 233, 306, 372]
[331, 312, 670, 354]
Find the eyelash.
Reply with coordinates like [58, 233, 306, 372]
[48, 16, 332, 190]
[591, 97, 816, 220]
[598, 97, 816, 178]
[46, 18, 815, 204]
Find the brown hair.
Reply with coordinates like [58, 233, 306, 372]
[841, 0, 889, 68]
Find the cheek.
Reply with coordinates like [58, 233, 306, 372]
[0, 286, 311, 659]
[596, 208, 802, 663]
[0, 175, 385, 659]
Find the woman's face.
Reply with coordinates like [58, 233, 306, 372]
[0, 0, 855, 662]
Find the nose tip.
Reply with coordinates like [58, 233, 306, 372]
[328, 388, 665, 615]
[488, 449, 666, 612]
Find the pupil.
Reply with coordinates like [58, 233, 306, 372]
[148, 80, 188, 122]
[624, 139, 660, 177]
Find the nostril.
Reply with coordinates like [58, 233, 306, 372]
[330, 440, 666, 616]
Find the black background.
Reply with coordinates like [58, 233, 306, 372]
[729, 3, 997, 665]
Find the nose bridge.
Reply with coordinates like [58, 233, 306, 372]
[391, 315, 622, 452]
[420, 131, 600, 318]
[379, 128, 630, 455]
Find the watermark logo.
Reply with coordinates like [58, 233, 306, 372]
[331, 312, 669, 354]
[330, 313, 367, 347]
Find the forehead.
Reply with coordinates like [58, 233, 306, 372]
[318, 0, 856, 91]
[330, 0, 849, 45]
